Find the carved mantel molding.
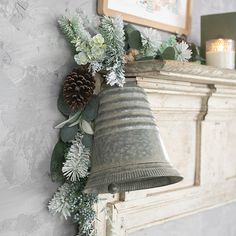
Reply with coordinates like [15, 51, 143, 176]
[126, 60, 236, 85]
[96, 61, 236, 236]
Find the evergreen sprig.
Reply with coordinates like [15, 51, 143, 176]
[98, 16, 126, 87]
[58, 14, 126, 86]
[48, 180, 98, 234]
[62, 133, 90, 182]
[58, 15, 91, 47]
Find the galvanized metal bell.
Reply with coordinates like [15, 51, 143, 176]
[84, 84, 183, 194]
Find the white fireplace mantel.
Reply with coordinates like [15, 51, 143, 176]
[96, 60, 236, 236]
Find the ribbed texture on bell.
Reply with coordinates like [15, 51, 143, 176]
[85, 84, 183, 194]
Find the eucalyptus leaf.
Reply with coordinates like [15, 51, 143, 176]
[82, 134, 93, 148]
[57, 91, 71, 116]
[124, 24, 142, 50]
[189, 43, 198, 58]
[54, 109, 82, 129]
[50, 141, 67, 182]
[83, 95, 99, 121]
[162, 47, 176, 60]
[80, 120, 94, 135]
[155, 50, 164, 60]
[128, 30, 142, 50]
[124, 39, 129, 51]
[124, 24, 136, 37]
[60, 125, 78, 143]
[68, 116, 82, 127]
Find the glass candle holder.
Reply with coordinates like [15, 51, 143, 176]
[206, 38, 235, 69]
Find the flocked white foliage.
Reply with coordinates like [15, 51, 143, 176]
[48, 182, 72, 219]
[58, 15, 91, 45]
[75, 8, 100, 35]
[141, 27, 162, 57]
[62, 133, 90, 182]
[76, 222, 96, 236]
[175, 41, 192, 61]
[99, 16, 126, 87]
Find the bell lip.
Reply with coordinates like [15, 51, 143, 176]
[84, 175, 183, 194]
[84, 164, 184, 194]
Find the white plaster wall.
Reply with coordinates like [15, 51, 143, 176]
[0, 0, 96, 235]
[0, 0, 235, 236]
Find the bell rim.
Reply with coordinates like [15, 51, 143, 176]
[84, 164, 183, 194]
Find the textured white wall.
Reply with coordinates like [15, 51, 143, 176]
[0, 0, 96, 235]
[0, 0, 235, 236]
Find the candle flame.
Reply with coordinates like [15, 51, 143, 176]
[207, 38, 235, 52]
[215, 39, 224, 52]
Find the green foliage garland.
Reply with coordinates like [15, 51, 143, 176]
[49, 11, 201, 236]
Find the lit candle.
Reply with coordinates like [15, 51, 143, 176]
[206, 38, 235, 69]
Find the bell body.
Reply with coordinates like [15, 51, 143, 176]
[85, 84, 183, 194]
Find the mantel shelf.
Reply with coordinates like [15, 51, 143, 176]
[125, 60, 236, 86]
[97, 59, 236, 236]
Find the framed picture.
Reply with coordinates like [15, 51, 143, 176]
[98, 0, 191, 35]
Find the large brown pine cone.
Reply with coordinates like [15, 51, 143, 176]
[63, 66, 95, 110]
